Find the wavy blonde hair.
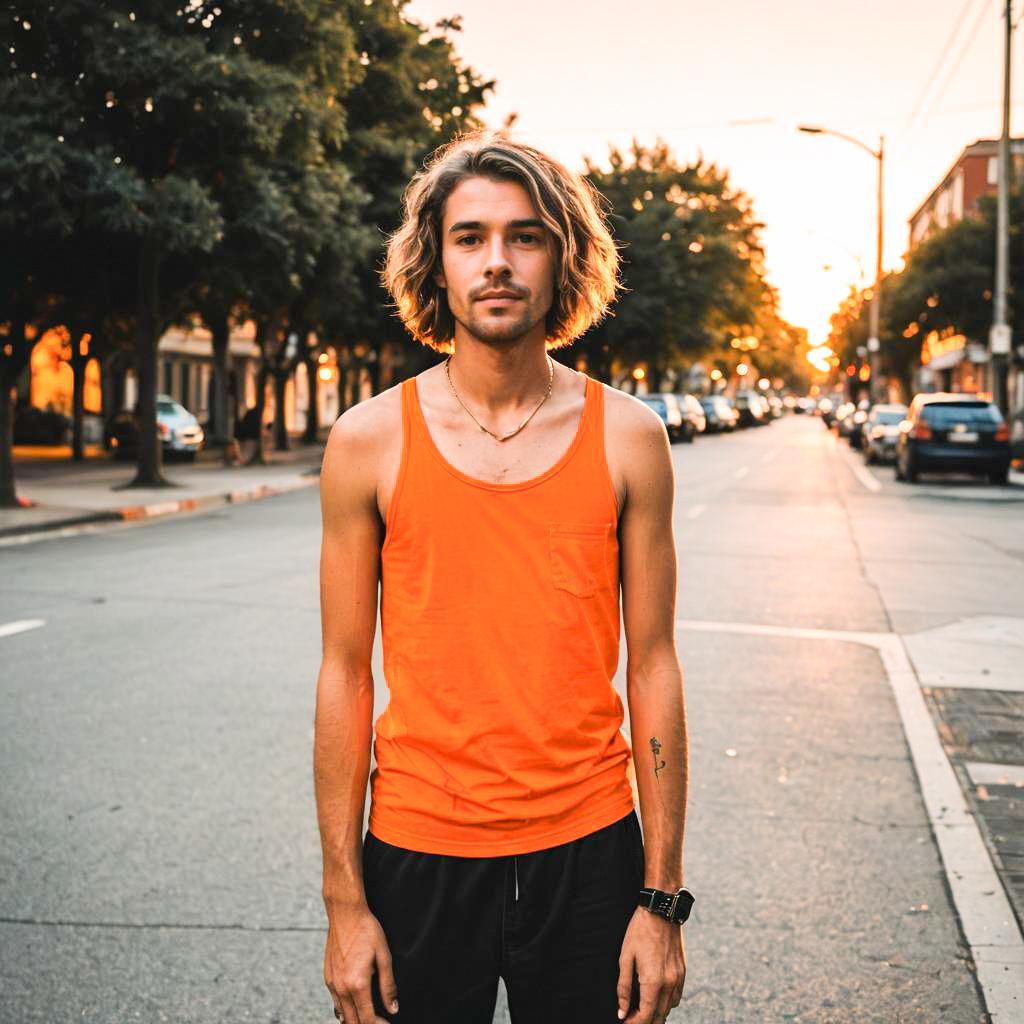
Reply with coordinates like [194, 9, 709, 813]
[383, 132, 620, 352]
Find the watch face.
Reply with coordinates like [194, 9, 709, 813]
[673, 889, 694, 923]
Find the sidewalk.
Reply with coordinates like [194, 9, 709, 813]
[1, 440, 324, 542]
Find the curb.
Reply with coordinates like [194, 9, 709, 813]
[0, 475, 319, 543]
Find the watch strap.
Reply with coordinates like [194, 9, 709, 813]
[639, 886, 694, 924]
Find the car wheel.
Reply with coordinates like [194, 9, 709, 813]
[895, 454, 907, 481]
[865, 450, 876, 465]
[904, 456, 918, 483]
[989, 468, 1009, 485]
[684, 426, 695, 444]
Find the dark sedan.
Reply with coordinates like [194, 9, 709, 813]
[895, 393, 1010, 484]
[699, 395, 738, 432]
[638, 393, 685, 442]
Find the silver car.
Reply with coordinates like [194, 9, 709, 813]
[863, 404, 908, 465]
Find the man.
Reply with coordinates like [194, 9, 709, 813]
[314, 133, 691, 1024]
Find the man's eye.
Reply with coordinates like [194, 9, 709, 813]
[516, 233, 540, 244]
[455, 234, 479, 245]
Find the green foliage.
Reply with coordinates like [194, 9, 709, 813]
[582, 140, 799, 386]
[829, 191, 1023, 394]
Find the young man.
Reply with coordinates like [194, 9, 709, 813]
[314, 134, 691, 1024]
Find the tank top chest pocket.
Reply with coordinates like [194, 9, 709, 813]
[549, 522, 614, 598]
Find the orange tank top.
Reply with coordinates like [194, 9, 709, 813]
[370, 371, 634, 856]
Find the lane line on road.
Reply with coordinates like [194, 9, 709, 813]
[835, 442, 883, 493]
[685, 504, 707, 521]
[966, 762, 1024, 788]
[0, 618, 45, 639]
[676, 616, 1024, 1023]
[733, 466, 749, 480]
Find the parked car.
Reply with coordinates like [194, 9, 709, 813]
[13, 401, 69, 445]
[766, 395, 784, 419]
[862, 404, 908, 464]
[847, 403, 872, 449]
[639, 392, 685, 442]
[108, 395, 205, 461]
[673, 393, 707, 442]
[895, 393, 1010, 484]
[734, 391, 766, 428]
[699, 395, 739, 432]
[1009, 407, 1024, 470]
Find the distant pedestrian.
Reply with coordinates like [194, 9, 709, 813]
[314, 132, 693, 1024]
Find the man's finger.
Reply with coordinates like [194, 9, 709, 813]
[353, 984, 384, 1024]
[654, 982, 672, 1023]
[375, 945, 399, 1016]
[615, 957, 634, 1020]
[336, 993, 360, 1024]
[670, 974, 685, 1008]
[625, 977, 657, 1024]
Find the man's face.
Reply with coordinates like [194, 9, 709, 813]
[436, 176, 556, 347]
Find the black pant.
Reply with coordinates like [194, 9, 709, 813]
[363, 811, 645, 1024]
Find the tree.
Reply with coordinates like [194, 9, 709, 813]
[582, 140, 772, 388]
[828, 190, 1023, 399]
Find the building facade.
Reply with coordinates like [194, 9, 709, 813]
[907, 138, 1024, 410]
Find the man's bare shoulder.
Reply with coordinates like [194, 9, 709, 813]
[602, 383, 670, 447]
[322, 383, 404, 505]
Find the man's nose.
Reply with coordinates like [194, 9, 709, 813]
[483, 235, 513, 278]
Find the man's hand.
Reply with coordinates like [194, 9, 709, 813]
[616, 907, 686, 1024]
[324, 903, 399, 1024]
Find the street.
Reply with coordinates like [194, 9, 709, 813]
[2, 412, 1022, 1022]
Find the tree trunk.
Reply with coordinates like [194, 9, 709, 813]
[273, 369, 290, 451]
[248, 322, 269, 466]
[208, 311, 232, 448]
[336, 361, 348, 415]
[130, 238, 169, 487]
[71, 332, 86, 461]
[302, 353, 319, 444]
[367, 352, 381, 397]
[0, 358, 18, 508]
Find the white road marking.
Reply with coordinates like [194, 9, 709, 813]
[966, 762, 1024, 788]
[0, 618, 46, 639]
[733, 466, 749, 480]
[760, 449, 779, 464]
[685, 504, 707, 521]
[675, 616, 1024, 1022]
[850, 460, 882, 493]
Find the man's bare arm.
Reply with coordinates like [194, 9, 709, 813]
[314, 408, 397, 1024]
[614, 403, 688, 1024]
[620, 417, 688, 892]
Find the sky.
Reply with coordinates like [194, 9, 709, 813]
[406, 0, 1022, 347]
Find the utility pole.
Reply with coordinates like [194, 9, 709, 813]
[990, 0, 1013, 413]
[867, 136, 884, 404]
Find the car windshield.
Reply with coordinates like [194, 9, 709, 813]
[871, 410, 906, 425]
[157, 400, 182, 415]
[921, 402, 1001, 426]
[642, 398, 667, 416]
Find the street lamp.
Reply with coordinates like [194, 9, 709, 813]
[798, 125, 884, 401]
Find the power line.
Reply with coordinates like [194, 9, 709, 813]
[898, 0, 995, 158]
[900, 0, 983, 145]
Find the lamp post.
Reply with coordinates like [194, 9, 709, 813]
[989, 0, 1013, 414]
[799, 125, 884, 402]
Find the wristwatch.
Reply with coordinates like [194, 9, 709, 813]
[639, 886, 695, 924]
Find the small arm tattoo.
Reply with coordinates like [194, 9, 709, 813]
[650, 737, 666, 779]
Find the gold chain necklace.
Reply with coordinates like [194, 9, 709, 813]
[444, 355, 554, 442]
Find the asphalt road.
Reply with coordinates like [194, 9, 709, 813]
[2, 412, 1020, 1023]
